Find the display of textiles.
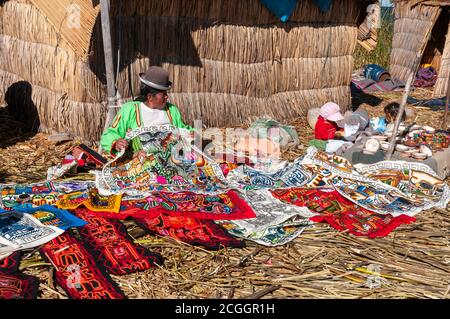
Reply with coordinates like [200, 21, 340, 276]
[135, 212, 244, 250]
[354, 161, 450, 202]
[96, 126, 225, 195]
[0, 210, 63, 256]
[301, 147, 450, 217]
[0, 182, 58, 209]
[217, 189, 314, 246]
[74, 209, 162, 275]
[150, 190, 255, 220]
[57, 188, 122, 213]
[271, 188, 416, 238]
[14, 205, 86, 230]
[41, 233, 125, 299]
[0, 272, 39, 299]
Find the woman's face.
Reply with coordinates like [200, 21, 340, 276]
[147, 91, 168, 109]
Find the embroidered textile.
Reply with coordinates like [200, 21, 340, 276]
[41, 233, 125, 299]
[15, 205, 86, 230]
[135, 213, 244, 250]
[75, 209, 162, 275]
[0, 273, 39, 299]
[0, 210, 63, 256]
[271, 188, 416, 238]
[217, 189, 314, 246]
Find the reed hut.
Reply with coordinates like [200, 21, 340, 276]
[1, 0, 375, 141]
[389, 0, 450, 96]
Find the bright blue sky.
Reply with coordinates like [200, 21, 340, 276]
[381, 0, 393, 7]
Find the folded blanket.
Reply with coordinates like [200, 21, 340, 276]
[351, 78, 405, 93]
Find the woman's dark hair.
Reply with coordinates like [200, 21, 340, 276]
[384, 102, 406, 121]
[135, 83, 163, 102]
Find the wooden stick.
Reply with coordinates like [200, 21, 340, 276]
[99, 0, 117, 152]
[441, 74, 450, 129]
[386, 72, 415, 160]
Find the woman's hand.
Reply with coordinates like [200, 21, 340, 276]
[114, 139, 129, 151]
[133, 150, 147, 160]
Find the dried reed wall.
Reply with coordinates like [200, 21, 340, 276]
[434, 15, 450, 96]
[389, 2, 442, 82]
[0, 0, 105, 139]
[90, 0, 370, 127]
[1, 0, 371, 141]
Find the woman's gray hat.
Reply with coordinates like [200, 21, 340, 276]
[139, 66, 172, 90]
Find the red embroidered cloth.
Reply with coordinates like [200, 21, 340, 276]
[135, 213, 244, 250]
[74, 208, 162, 275]
[271, 188, 415, 238]
[41, 233, 125, 299]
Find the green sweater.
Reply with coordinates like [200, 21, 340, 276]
[100, 101, 192, 155]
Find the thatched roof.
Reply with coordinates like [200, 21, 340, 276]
[389, 0, 450, 97]
[1, 0, 376, 141]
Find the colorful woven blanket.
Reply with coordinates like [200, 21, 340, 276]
[271, 188, 416, 238]
[75, 209, 162, 275]
[41, 233, 125, 299]
[135, 213, 244, 250]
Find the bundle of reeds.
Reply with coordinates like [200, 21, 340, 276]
[357, 2, 381, 52]
[434, 18, 450, 96]
[389, 2, 442, 81]
[0, 0, 105, 140]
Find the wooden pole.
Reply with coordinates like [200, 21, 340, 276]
[386, 20, 436, 160]
[385, 72, 415, 160]
[441, 74, 450, 129]
[99, 0, 117, 150]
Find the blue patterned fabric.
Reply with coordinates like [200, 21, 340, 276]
[260, 0, 333, 22]
[260, 0, 297, 22]
[10, 205, 87, 230]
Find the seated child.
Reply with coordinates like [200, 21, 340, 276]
[314, 102, 344, 140]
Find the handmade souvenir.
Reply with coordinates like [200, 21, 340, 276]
[0, 182, 57, 209]
[0, 273, 39, 299]
[74, 209, 162, 275]
[41, 233, 125, 299]
[215, 189, 314, 246]
[14, 205, 87, 230]
[354, 161, 450, 204]
[0, 211, 63, 256]
[47, 144, 107, 180]
[96, 127, 226, 195]
[57, 189, 122, 213]
[218, 215, 311, 246]
[135, 213, 244, 250]
[151, 190, 255, 220]
[271, 188, 415, 238]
